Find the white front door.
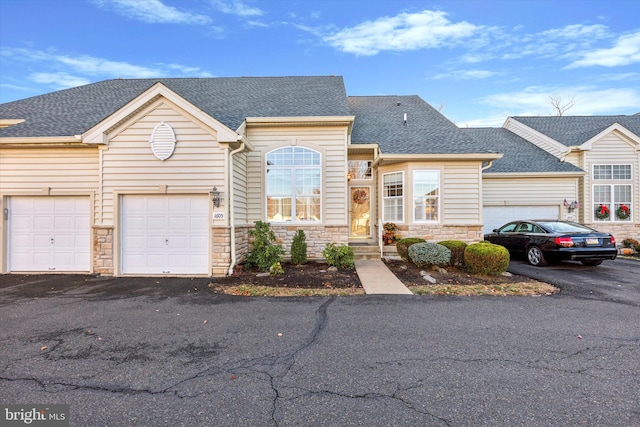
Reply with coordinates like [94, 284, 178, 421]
[9, 196, 90, 272]
[121, 195, 209, 275]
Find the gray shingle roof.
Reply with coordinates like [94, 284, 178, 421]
[0, 76, 350, 137]
[463, 128, 584, 174]
[349, 95, 495, 155]
[512, 115, 640, 146]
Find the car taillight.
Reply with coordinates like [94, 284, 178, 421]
[610, 236, 616, 246]
[555, 236, 574, 247]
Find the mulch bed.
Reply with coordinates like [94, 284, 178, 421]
[208, 262, 362, 290]
[383, 259, 540, 286]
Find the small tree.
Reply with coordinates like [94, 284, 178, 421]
[322, 243, 355, 269]
[246, 221, 284, 271]
[549, 95, 577, 116]
[290, 230, 308, 265]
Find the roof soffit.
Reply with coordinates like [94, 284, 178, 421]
[82, 82, 240, 144]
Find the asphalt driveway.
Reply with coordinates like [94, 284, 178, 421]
[1, 268, 639, 426]
[507, 257, 640, 306]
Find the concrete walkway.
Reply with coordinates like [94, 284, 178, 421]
[354, 259, 413, 295]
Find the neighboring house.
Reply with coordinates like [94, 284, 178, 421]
[501, 115, 640, 239]
[0, 76, 637, 276]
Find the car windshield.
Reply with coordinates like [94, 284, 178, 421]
[539, 221, 593, 233]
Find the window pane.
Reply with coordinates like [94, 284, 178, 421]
[593, 185, 611, 204]
[295, 196, 320, 222]
[414, 171, 439, 222]
[266, 169, 291, 195]
[348, 161, 372, 179]
[614, 185, 631, 203]
[295, 169, 320, 195]
[267, 197, 292, 222]
[384, 198, 403, 222]
[613, 165, 631, 180]
[593, 165, 610, 180]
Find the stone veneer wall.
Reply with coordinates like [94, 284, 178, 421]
[584, 223, 640, 244]
[93, 226, 114, 275]
[212, 226, 231, 277]
[395, 224, 484, 243]
[270, 225, 349, 259]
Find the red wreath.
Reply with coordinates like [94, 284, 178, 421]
[352, 189, 368, 205]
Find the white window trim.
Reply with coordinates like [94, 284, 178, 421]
[382, 171, 404, 223]
[265, 146, 322, 224]
[592, 183, 633, 222]
[592, 164, 632, 180]
[413, 170, 440, 223]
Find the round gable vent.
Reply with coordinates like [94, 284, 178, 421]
[150, 122, 177, 161]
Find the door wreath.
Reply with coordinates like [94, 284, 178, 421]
[352, 189, 368, 205]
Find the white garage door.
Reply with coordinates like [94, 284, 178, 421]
[9, 196, 90, 272]
[121, 195, 209, 275]
[483, 206, 559, 235]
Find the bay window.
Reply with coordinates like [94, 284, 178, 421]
[382, 172, 403, 222]
[414, 170, 439, 222]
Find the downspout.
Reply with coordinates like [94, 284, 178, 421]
[227, 139, 246, 276]
[481, 160, 494, 171]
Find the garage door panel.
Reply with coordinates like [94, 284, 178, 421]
[483, 206, 559, 235]
[9, 197, 90, 272]
[121, 195, 209, 275]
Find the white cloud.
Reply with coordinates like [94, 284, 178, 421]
[30, 72, 91, 89]
[209, 0, 263, 17]
[433, 69, 498, 80]
[568, 31, 640, 68]
[93, 0, 211, 24]
[1, 47, 213, 91]
[324, 10, 481, 56]
[478, 86, 640, 116]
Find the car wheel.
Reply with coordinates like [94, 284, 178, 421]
[581, 260, 603, 266]
[526, 245, 547, 266]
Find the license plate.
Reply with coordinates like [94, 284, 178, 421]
[585, 238, 599, 245]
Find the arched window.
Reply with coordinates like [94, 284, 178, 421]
[266, 147, 321, 223]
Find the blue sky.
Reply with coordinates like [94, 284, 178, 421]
[1, 0, 638, 126]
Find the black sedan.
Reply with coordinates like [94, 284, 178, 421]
[484, 220, 617, 266]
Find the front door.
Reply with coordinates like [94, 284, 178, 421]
[349, 186, 371, 239]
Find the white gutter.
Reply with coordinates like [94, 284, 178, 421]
[227, 139, 247, 275]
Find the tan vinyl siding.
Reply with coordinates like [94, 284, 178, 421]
[100, 100, 224, 225]
[0, 147, 99, 192]
[484, 177, 576, 208]
[245, 126, 349, 225]
[582, 132, 640, 224]
[233, 151, 248, 224]
[442, 164, 482, 224]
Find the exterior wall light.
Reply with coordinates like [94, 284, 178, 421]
[211, 187, 223, 207]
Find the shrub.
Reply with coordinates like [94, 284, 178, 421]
[464, 242, 510, 276]
[438, 240, 468, 266]
[396, 237, 426, 262]
[408, 242, 451, 268]
[290, 230, 308, 265]
[322, 243, 355, 269]
[246, 221, 284, 271]
[622, 238, 639, 248]
[269, 262, 284, 275]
